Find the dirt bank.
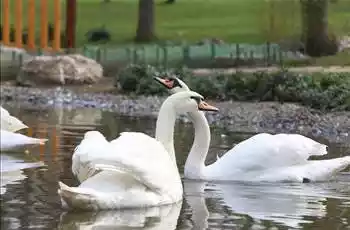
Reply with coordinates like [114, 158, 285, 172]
[1, 85, 349, 146]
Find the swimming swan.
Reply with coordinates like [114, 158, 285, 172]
[154, 76, 350, 182]
[1, 106, 28, 132]
[0, 130, 48, 151]
[58, 91, 219, 210]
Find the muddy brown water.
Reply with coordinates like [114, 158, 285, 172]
[0, 106, 349, 230]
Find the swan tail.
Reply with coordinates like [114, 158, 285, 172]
[58, 181, 99, 210]
[28, 137, 48, 146]
[1, 116, 29, 133]
[304, 156, 350, 181]
[308, 142, 328, 156]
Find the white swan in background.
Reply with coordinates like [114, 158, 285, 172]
[1, 106, 28, 132]
[58, 91, 219, 210]
[0, 130, 48, 151]
[154, 76, 350, 182]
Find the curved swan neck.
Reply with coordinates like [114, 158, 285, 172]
[184, 111, 210, 179]
[155, 99, 177, 163]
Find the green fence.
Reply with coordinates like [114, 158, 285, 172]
[1, 41, 306, 74]
[81, 42, 302, 68]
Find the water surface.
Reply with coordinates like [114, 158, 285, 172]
[1, 106, 349, 230]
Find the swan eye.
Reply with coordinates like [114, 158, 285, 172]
[190, 96, 201, 104]
[173, 79, 182, 88]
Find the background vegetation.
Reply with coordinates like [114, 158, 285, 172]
[116, 64, 350, 111]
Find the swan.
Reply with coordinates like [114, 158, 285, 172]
[0, 130, 48, 151]
[1, 106, 28, 132]
[154, 76, 350, 182]
[58, 91, 219, 210]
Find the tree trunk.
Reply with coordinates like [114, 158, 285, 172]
[135, 0, 155, 42]
[300, 0, 338, 57]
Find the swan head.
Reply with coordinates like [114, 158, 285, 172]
[168, 91, 219, 113]
[154, 76, 190, 94]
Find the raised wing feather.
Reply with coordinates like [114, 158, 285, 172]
[102, 132, 181, 195]
[71, 132, 110, 182]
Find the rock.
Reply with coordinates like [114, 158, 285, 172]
[17, 54, 103, 86]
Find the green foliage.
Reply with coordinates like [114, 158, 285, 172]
[116, 64, 168, 95]
[115, 64, 350, 111]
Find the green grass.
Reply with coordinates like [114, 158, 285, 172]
[2, 0, 349, 47]
[283, 51, 350, 67]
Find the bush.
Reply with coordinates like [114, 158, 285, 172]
[115, 64, 350, 111]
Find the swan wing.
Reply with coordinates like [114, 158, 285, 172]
[0, 107, 28, 132]
[99, 132, 181, 195]
[209, 133, 328, 176]
[73, 131, 181, 198]
[0, 107, 10, 116]
[71, 131, 110, 182]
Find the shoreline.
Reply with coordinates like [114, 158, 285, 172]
[1, 85, 349, 146]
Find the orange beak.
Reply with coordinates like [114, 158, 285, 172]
[198, 101, 219, 112]
[154, 77, 174, 89]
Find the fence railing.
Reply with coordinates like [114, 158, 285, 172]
[2, 41, 307, 71]
[81, 42, 306, 68]
[0, 0, 62, 51]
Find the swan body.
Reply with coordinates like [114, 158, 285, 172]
[59, 91, 219, 210]
[154, 76, 350, 182]
[0, 130, 48, 151]
[1, 106, 28, 132]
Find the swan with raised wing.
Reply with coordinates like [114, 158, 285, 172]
[154, 76, 350, 182]
[58, 91, 219, 210]
[1, 106, 28, 132]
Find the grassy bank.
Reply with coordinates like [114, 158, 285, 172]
[4, 0, 349, 46]
[115, 64, 350, 111]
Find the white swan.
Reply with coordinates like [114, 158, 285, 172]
[1, 106, 28, 132]
[58, 91, 219, 210]
[0, 130, 48, 151]
[154, 76, 350, 182]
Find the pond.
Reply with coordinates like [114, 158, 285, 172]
[1, 105, 349, 230]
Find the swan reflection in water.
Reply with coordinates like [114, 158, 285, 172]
[183, 178, 350, 229]
[0, 153, 45, 195]
[58, 202, 182, 230]
[57, 177, 350, 230]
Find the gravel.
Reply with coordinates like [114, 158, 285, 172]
[1, 85, 349, 145]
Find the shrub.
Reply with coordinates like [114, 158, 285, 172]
[115, 64, 350, 111]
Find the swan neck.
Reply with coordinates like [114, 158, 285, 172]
[184, 111, 210, 179]
[155, 100, 177, 163]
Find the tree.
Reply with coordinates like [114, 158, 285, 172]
[300, 0, 338, 57]
[135, 0, 156, 42]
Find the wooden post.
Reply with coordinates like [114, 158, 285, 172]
[28, 0, 36, 50]
[2, 0, 10, 45]
[66, 0, 77, 49]
[40, 0, 48, 50]
[53, 0, 61, 51]
[14, 0, 23, 48]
